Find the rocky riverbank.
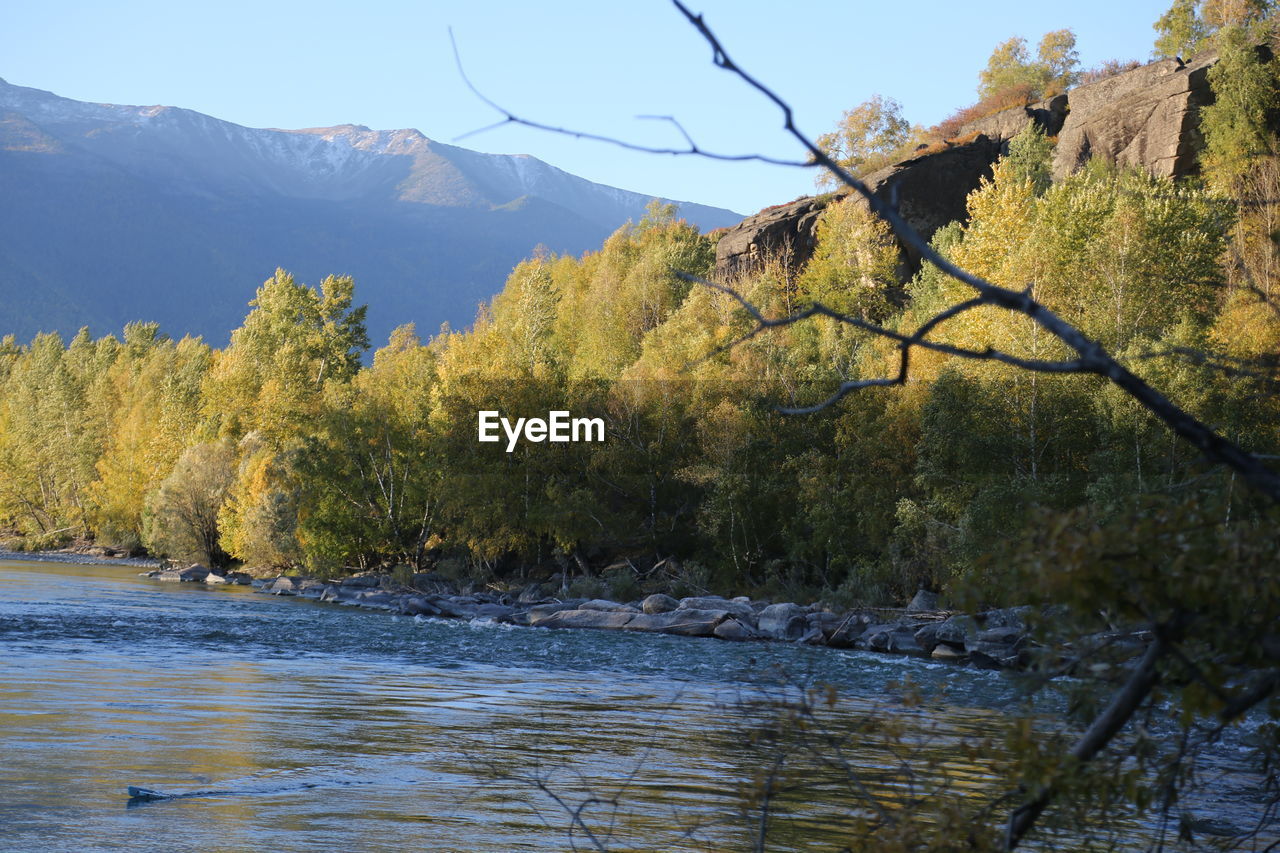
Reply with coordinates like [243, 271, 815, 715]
[138, 565, 1037, 670]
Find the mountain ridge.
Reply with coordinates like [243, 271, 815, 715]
[0, 77, 741, 346]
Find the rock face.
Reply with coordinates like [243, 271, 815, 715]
[714, 135, 1005, 281]
[715, 52, 1222, 284]
[1052, 52, 1217, 182]
[714, 195, 840, 282]
[756, 603, 809, 640]
[906, 589, 940, 612]
[956, 95, 1069, 145]
[641, 593, 679, 614]
[857, 136, 1006, 267]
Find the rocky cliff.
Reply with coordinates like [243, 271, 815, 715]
[715, 52, 1219, 281]
[1051, 52, 1216, 182]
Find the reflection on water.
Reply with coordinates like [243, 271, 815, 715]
[0, 561, 1268, 851]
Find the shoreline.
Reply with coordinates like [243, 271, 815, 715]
[0, 550, 1042, 670]
[240, 570, 1035, 671]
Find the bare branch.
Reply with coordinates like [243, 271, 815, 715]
[448, 29, 810, 168]
[665, 1, 1280, 503]
[1006, 625, 1172, 849]
[680, 271, 1089, 379]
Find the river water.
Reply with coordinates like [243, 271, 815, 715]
[0, 559, 1270, 851]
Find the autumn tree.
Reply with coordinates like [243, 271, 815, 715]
[1153, 0, 1212, 57]
[814, 95, 917, 187]
[143, 440, 235, 567]
[298, 324, 442, 571]
[977, 30, 1080, 102]
[200, 269, 369, 568]
[202, 268, 368, 444]
[88, 327, 211, 551]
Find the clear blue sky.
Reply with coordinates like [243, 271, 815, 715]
[4, 0, 1171, 216]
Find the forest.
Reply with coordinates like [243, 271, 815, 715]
[0, 3, 1277, 619]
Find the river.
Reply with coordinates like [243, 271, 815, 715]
[0, 559, 1270, 851]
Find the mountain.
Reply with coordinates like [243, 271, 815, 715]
[0, 77, 742, 346]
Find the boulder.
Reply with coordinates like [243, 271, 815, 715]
[354, 590, 397, 609]
[799, 626, 827, 645]
[968, 626, 1030, 670]
[517, 583, 547, 605]
[806, 611, 843, 635]
[296, 579, 326, 597]
[399, 595, 440, 617]
[178, 565, 210, 582]
[471, 603, 516, 622]
[320, 583, 355, 603]
[267, 576, 301, 595]
[913, 622, 944, 655]
[931, 644, 968, 663]
[204, 572, 227, 584]
[154, 570, 184, 583]
[969, 643, 1024, 670]
[935, 615, 974, 649]
[1052, 52, 1216, 182]
[906, 589, 939, 612]
[713, 195, 839, 281]
[641, 593, 679, 614]
[431, 597, 482, 618]
[626, 609, 727, 637]
[223, 572, 253, 585]
[975, 626, 1025, 646]
[340, 574, 384, 589]
[757, 603, 809, 640]
[530, 608, 636, 631]
[525, 600, 586, 623]
[981, 606, 1032, 631]
[825, 613, 871, 648]
[859, 622, 925, 655]
[680, 596, 755, 623]
[713, 617, 761, 642]
[578, 599, 637, 613]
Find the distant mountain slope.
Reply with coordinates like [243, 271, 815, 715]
[0, 78, 741, 346]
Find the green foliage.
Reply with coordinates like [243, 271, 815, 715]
[797, 198, 898, 322]
[0, 124, 1267, 614]
[296, 325, 440, 572]
[217, 435, 303, 569]
[143, 440, 235, 567]
[1002, 122, 1054, 194]
[977, 30, 1080, 103]
[203, 268, 369, 443]
[1201, 23, 1280, 192]
[1153, 0, 1211, 58]
[814, 95, 919, 186]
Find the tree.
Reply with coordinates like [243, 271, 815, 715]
[813, 95, 916, 187]
[462, 3, 1280, 846]
[202, 268, 369, 443]
[88, 331, 211, 551]
[143, 440, 235, 567]
[297, 324, 442, 571]
[977, 30, 1080, 102]
[1153, 0, 1211, 58]
[1201, 21, 1280, 192]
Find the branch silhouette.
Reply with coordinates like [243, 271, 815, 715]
[454, 3, 1280, 847]
[451, 4, 1280, 503]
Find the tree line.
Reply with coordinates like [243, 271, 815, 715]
[0, 4, 1276, 612]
